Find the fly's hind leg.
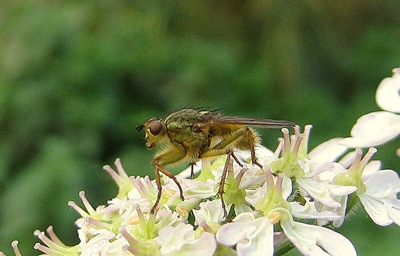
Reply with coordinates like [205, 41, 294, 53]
[200, 147, 241, 217]
[151, 147, 186, 214]
[200, 127, 263, 217]
[244, 127, 263, 169]
[201, 146, 245, 217]
[189, 162, 196, 179]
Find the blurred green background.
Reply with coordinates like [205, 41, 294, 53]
[0, 1, 399, 255]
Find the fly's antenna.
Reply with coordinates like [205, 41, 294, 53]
[135, 124, 145, 132]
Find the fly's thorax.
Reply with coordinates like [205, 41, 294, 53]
[164, 108, 209, 125]
[166, 123, 210, 151]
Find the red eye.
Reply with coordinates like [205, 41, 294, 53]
[149, 120, 163, 135]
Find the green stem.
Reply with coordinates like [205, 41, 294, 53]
[275, 238, 295, 255]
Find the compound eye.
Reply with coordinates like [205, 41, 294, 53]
[149, 120, 163, 135]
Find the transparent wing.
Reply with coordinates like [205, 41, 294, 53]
[206, 114, 296, 128]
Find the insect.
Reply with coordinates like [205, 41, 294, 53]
[136, 108, 296, 214]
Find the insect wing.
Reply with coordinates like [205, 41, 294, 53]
[207, 114, 296, 128]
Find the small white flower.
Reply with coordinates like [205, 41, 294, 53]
[156, 223, 217, 256]
[358, 169, 400, 226]
[216, 212, 274, 256]
[217, 209, 357, 256]
[271, 126, 352, 209]
[79, 229, 115, 255]
[33, 227, 81, 255]
[297, 178, 342, 208]
[334, 148, 400, 227]
[104, 236, 132, 256]
[279, 208, 356, 256]
[174, 178, 217, 217]
[314, 183, 358, 228]
[193, 200, 225, 228]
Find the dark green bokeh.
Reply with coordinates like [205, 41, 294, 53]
[0, 1, 399, 255]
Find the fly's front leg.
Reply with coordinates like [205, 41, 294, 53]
[152, 166, 162, 214]
[150, 146, 186, 213]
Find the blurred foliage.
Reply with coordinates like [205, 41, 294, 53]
[0, 1, 399, 255]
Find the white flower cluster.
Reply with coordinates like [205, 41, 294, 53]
[7, 69, 400, 256]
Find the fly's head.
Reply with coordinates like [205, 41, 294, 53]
[136, 118, 167, 149]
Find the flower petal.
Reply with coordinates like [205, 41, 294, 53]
[297, 179, 341, 208]
[359, 170, 400, 226]
[216, 213, 274, 256]
[364, 170, 400, 196]
[308, 138, 348, 163]
[280, 213, 356, 256]
[216, 212, 257, 246]
[193, 200, 225, 225]
[327, 184, 358, 197]
[157, 223, 216, 256]
[376, 68, 400, 113]
[358, 194, 392, 226]
[358, 170, 400, 226]
[340, 111, 400, 147]
[179, 232, 217, 256]
[387, 203, 400, 226]
[361, 160, 381, 181]
[290, 200, 340, 221]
